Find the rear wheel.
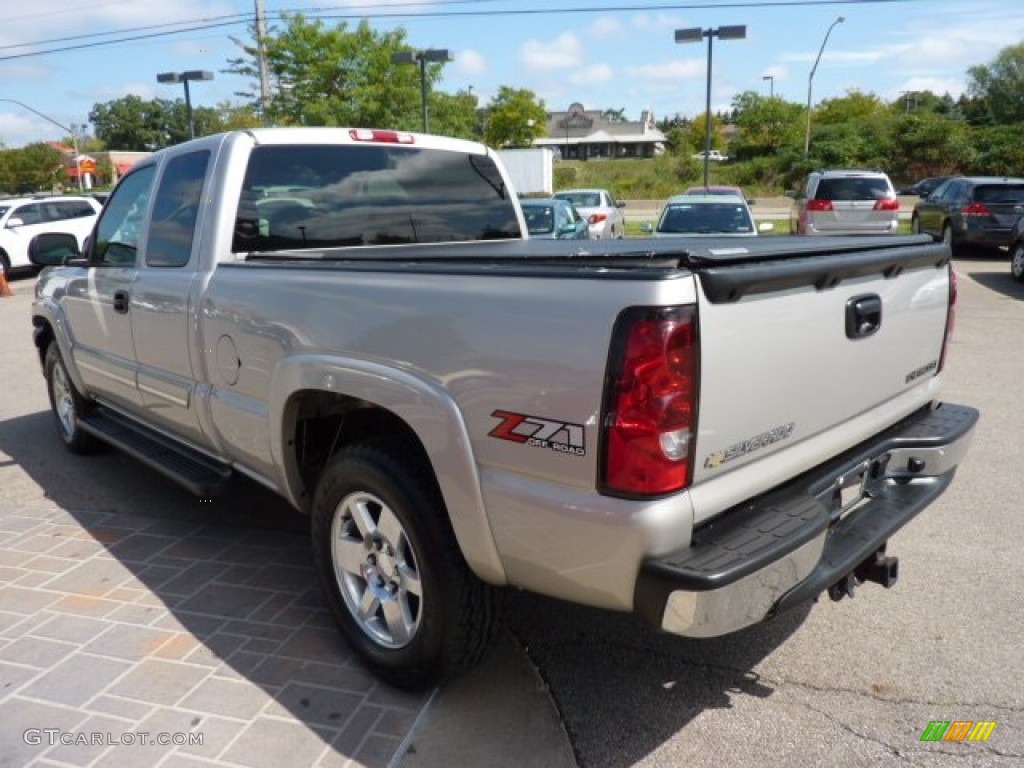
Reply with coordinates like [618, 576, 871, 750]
[311, 442, 499, 689]
[941, 222, 959, 256]
[1011, 242, 1024, 282]
[44, 343, 99, 454]
[911, 214, 921, 234]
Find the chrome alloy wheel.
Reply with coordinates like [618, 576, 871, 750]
[330, 491, 423, 648]
[50, 357, 77, 439]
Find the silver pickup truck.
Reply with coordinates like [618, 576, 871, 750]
[29, 128, 978, 689]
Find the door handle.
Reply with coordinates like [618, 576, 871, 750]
[113, 290, 130, 314]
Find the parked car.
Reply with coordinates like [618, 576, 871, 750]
[898, 176, 953, 198]
[0, 195, 101, 275]
[911, 176, 1024, 255]
[552, 188, 625, 239]
[684, 185, 756, 205]
[520, 198, 589, 240]
[650, 193, 771, 237]
[692, 150, 728, 162]
[791, 169, 900, 236]
[1009, 215, 1024, 282]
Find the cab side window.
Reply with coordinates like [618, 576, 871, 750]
[93, 166, 156, 267]
[145, 151, 210, 267]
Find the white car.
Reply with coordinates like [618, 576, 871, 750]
[0, 195, 101, 274]
[692, 150, 729, 162]
[552, 188, 626, 239]
[650, 193, 772, 237]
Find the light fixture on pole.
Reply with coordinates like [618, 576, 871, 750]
[156, 70, 214, 140]
[391, 48, 454, 133]
[803, 16, 844, 158]
[762, 74, 775, 98]
[0, 98, 83, 192]
[675, 25, 746, 189]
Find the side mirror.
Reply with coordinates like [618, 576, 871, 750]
[29, 233, 83, 267]
[758, 221, 775, 233]
[6, 217, 24, 228]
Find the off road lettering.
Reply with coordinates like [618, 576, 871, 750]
[490, 411, 586, 457]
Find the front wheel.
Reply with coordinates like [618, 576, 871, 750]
[941, 223, 959, 256]
[1011, 242, 1024, 282]
[44, 343, 99, 454]
[311, 442, 499, 689]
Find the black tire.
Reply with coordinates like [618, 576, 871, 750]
[941, 222, 959, 256]
[1011, 242, 1024, 282]
[44, 342, 100, 454]
[911, 214, 921, 235]
[311, 442, 500, 689]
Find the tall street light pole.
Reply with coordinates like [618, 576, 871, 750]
[803, 16, 844, 158]
[156, 70, 214, 140]
[676, 25, 746, 189]
[391, 48, 454, 133]
[0, 98, 83, 192]
[762, 74, 775, 98]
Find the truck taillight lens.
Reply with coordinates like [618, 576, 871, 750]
[873, 198, 900, 211]
[601, 306, 699, 497]
[589, 213, 608, 225]
[963, 202, 991, 216]
[939, 265, 957, 373]
[349, 129, 415, 144]
[807, 199, 833, 212]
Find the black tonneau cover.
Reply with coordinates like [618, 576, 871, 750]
[242, 234, 950, 304]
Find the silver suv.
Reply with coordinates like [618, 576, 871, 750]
[791, 169, 900, 236]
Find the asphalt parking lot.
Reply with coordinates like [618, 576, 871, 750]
[1, 252, 1021, 768]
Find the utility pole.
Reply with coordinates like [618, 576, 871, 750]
[255, 0, 272, 124]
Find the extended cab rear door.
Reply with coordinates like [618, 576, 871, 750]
[130, 147, 211, 447]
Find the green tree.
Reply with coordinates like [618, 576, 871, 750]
[887, 111, 972, 180]
[482, 87, 547, 148]
[89, 95, 175, 150]
[602, 107, 627, 123]
[227, 14, 428, 130]
[0, 143, 66, 193]
[685, 112, 728, 155]
[730, 91, 804, 158]
[814, 90, 887, 125]
[967, 42, 1024, 125]
[430, 89, 482, 140]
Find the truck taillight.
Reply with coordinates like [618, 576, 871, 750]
[873, 198, 900, 211]
[806, 199, 833, 212]
[963, 202, 991, 216]
[939, 265, 957, 373]
[589, 213, 608, 225]
[601, 306, 699, 497]
[349, 129, 415, 144]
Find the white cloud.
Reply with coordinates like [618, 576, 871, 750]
[520, 33, 584, 72]
[568, 64, 614, 86]
[891, 77, 966, 100]
[456, 49, 488, 77]
[626, 58, 705, 83]
[631, 13, 687, 33]
[589, 16, 624, 40]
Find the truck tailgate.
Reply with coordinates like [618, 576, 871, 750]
[686, 237, 952, 521]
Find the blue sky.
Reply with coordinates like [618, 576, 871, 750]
[2, 0, 1024, 148]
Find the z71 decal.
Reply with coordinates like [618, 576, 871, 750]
[489, 410, 586, 456]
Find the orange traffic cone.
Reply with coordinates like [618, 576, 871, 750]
[0, 264, 13, 298]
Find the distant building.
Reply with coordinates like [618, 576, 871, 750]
[534, 103, 666, 160]
[50, 143, 150, 189]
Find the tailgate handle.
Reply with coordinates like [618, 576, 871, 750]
[846, 294, 882, 339]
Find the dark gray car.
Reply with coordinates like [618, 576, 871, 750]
[520, 198, 590, 240]
[911, 176, 1024, 254]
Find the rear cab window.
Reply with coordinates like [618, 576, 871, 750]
[232, 144, 521, 253]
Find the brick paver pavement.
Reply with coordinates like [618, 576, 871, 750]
[0, 502, 428, 768]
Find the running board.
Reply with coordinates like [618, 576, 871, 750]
[79, 408, 233, 497]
